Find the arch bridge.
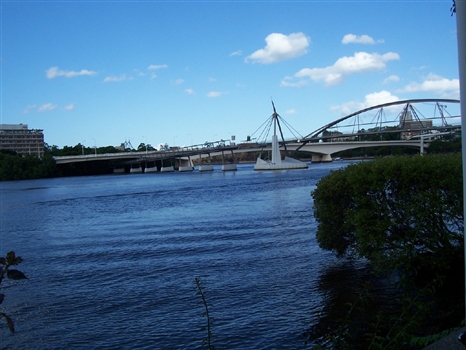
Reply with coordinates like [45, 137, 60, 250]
[53, 98, 461, 170]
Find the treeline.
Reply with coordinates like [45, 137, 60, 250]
[0, 142, 127, 181]
[46, 143, 125, 157]
[0, 150, 58, 181]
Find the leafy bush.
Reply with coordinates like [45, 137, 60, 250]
[0, 251, 27, 333]
[312, 154, 463, 278]
[310, 154, 464, 348]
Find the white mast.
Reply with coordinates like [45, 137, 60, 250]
[254, 101, 308, 170]
[271, 101, 282, 165]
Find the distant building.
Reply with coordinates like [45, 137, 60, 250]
[400, 111, 433, 140]
[0, 124, 44, 157]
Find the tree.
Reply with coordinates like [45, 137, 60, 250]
[310, 154, 464, 348]
[312, 154, 463, 277]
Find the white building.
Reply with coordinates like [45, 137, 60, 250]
[0, 124, 45, 158]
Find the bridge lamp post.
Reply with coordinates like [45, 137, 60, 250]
[92, 138, 96, 156]
[81, 140, 85, 155]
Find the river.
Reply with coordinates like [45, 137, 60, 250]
[1, 161, 365, 349]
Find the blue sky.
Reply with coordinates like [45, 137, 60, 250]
[1, 0, 461, 149]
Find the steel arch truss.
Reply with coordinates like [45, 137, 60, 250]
[297, 98, 460, 149]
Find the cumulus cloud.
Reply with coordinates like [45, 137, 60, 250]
[245, 32, 310, 64]
[283, 51, 400, 87]
[46, 67, 97, 79]
[230, 50, 242, 56]
[207, 91, 228, 98]
[104, 74, 127, 82]
[63, 103, 74, 111]
[147, 64, 168, 70]
[38, 103, 58, 112]
[398, 73, 459, 97]
[331, 90, 399, 115]
[341, 34, 384, 45]
[185, 88, 194, 95]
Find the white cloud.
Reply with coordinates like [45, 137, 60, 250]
[280, 77, 308, 88]
[46, 66, 97, 79]
[134, 69, 146, 77]
[147, 64, 168, 70]
[63, 103, 74, 111]
[104, 74, 127, 82]
[171, 78, 184, 85]
[23, 104, 36, 114]
[24, 103, 74, 113]
[331, 90, 399, 115]
[383, 75, 400, 84]
[284, 109, 296, 115]
[245, 32, 310, 64]
[341, 34, 384, 45]
[185, 88, 194, 95]
[398, 73, 459, 96]
[38, 103, 58, 112]
[284, 51, 400, 87]
[207, 91, 228, 98]
[230, 50, 242, 56]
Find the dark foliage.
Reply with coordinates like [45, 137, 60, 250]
[310, 154, 464, 348]
[0, 251, 27, 334]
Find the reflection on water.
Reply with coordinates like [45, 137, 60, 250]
[306, 259, 400, 348]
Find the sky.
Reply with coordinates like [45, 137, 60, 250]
[0, 0, 461, 149]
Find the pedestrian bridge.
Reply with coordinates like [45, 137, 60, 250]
[53, 98, 461, 171]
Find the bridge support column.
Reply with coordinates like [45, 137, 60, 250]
[130, 164, 142, 173]
[198, 153, 214, 172]
[321, 154, 332, 162]
[221, 150, 237, 171]
[311, 154, 322, 163]
[178, 156, 194, 172]
[161, 158, 174, 172]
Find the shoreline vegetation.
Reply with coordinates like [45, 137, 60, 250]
[310, 152, 464, 349]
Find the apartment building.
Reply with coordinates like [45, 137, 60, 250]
[0, 124, 45, 157]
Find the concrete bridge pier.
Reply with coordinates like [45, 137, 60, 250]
[198, 153, 214, 172]
[321, 154, 332, 162]
[161, 158, 174, 172]
[144, 161, 158, 173]
[311, 153, 333, 163]
[221, 149, 237, 171]
[130, 164, 143, 173]
[178, 156, 194, 172]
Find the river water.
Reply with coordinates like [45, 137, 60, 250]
[0, 161, 363, 349]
